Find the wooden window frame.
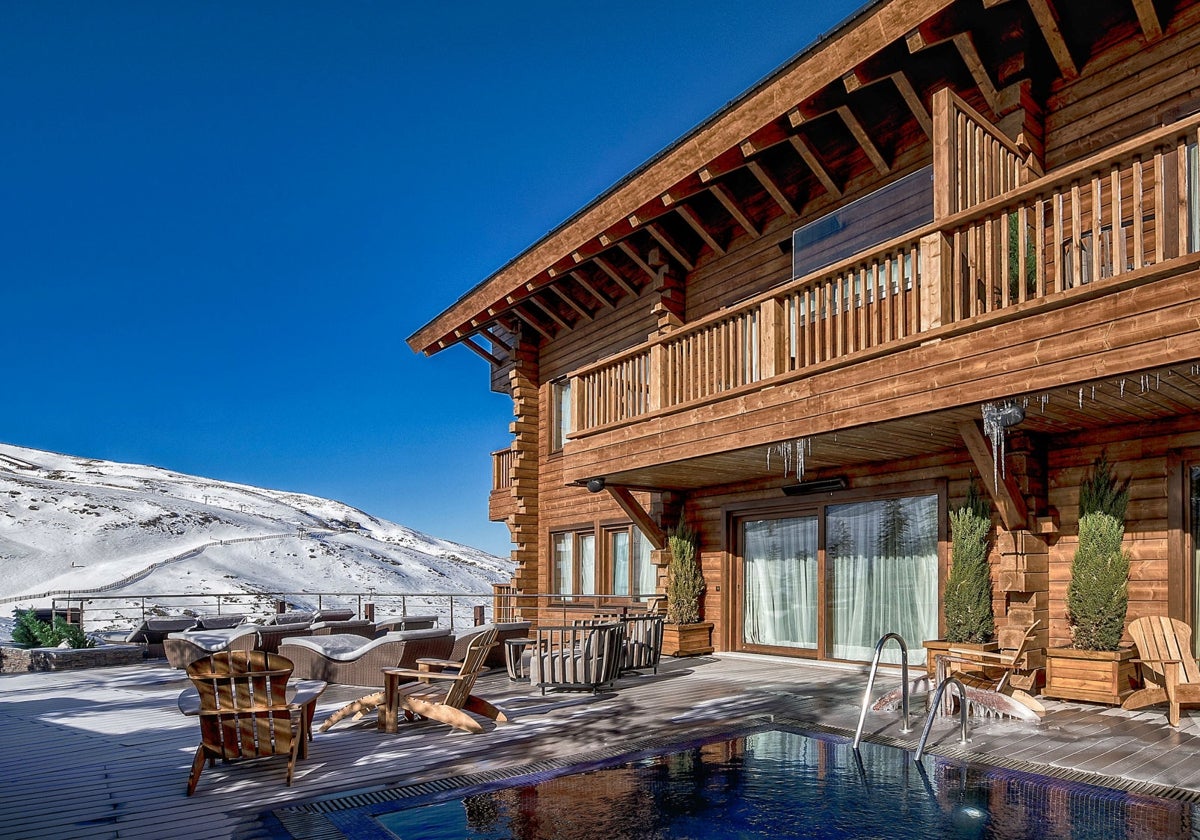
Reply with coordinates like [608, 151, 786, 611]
[1167, 447, 1200, 623]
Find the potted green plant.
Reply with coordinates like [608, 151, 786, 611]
[923, 482, 997, 675]
[662, 523, 713, 657]
[1044, 455, 1137, 704]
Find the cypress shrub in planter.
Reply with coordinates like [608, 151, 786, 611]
[924, 484, 997, 674]
[1045, 455, 1137, 704]
[663, 523, 713, 657]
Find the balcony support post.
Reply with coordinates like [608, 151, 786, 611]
[919, 231, 952, 330]
[649, 343, 668, 412]
[759, 298, 788, 379]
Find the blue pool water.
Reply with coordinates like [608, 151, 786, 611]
[278, 727, 1197, 839]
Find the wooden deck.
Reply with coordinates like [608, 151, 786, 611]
[5, 653, 1200, 839]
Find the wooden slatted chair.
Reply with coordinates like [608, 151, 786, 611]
[1122, 615, 1200, 726]
[933, 620, 1045, 720]
[382, 627, 505, 733]
[183, 650, 325, 796]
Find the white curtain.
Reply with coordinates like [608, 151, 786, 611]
[579, 533, 596, 595]
[743, 516, 818, 649]
[553, 533, 573, 596]
[611, 531, 630, 596]
[828, 496, 938, 665]
[634, 529, 656, 598]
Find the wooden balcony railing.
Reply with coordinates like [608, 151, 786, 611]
[568, 112, 1200, 438]
[492, 447, 514, 491]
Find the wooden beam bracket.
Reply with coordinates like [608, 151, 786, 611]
[605, 485, 667, 551]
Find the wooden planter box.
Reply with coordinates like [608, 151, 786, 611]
[921, 639, 999, 678]
[1043, 647, 1138, 705]
[662, 622, 714, 657]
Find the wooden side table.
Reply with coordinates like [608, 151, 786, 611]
[503, 637, 535, 681]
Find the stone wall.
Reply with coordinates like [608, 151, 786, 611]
[0, 644, 146, 673]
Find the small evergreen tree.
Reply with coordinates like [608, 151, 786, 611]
[944, 481, 995, 644]
[11, 609, 94, 648]
[666, 523, 704, 625]
[1067, 455, 1131, 651]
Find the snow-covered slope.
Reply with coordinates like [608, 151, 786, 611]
[0, 443, 513, 633]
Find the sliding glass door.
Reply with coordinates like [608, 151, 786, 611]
[743, 516, 818, 650]
[738, 493, 940, 664]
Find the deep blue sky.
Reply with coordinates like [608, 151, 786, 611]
[2, 1, 865, 556]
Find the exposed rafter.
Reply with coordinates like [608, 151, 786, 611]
[1025, 0, 1079, 79]
[841, 67, 931, 137]
[710, 184, 760, 238]
[746, 160, 798, 217]
[674, 204, 727, 256]
[645, 223, 695, 272]
[1130, 0, 1163, 41]
[618, 241, 663, 285]
[524, 295, 571, 331]
[461, 336, 504, 367]
[569, 270, 617, 309]
[787, 135, 842, 199]
[512, 307, 554, 341]
[906, 26, 1000, 112]
[550, 286, 594, 321]
[836, 105, 890, 174]
[483, 327, 514, 353]
[594, 256, 641, 297]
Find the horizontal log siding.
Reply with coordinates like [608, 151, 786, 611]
[1043, 5, 1200, 169]
[1046, 419, 1200, 649]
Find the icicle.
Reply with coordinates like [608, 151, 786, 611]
[1091, 385, 1096, 400]
[767, 437, 809, 479]
[1120, 378, 1127, 397]
[981, 401, 1025, 490]
[1078, 388, 1084, 408]
[1039, 394, 1049, 412]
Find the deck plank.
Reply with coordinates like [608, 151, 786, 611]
[4, 653, 1200, 839]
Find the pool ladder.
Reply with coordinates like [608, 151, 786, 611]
[853, 632, 971, 760]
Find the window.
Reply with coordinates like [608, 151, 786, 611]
[609, 526, 656, 599]
[552, 529, 595, 597]
[550, 380, 572, 452]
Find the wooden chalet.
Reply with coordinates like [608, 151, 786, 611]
[410, 0, 1200, 686]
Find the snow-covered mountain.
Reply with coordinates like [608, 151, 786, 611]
[0, 443, 513, 635]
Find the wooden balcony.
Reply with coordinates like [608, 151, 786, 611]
[562, 110, 1200, 489]
[488, 447, 516, 522]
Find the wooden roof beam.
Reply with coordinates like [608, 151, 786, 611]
[618, 241, 664, 286]
[905, 26, 1001, 112]
[569, 270, 617, 309]
[605, 485, 666, 551]
[461, 336, 504, 368]
[673, 204, 726, 256]
[594, 256, 641, 297]
[483, 327, 514, 353]
[512, 307, 554, 341]
[710, 183, 759, 238]
[746, 160, 798, 217]
[1025, 0, 1079, 80]
[524, 295, 572, 331]
[1130, 0, 1163, 41]
[645, 223, 694, 272]
[548, 285, 594, 322]
[841, 65, 931, 138]
[958, 421, 1030, 531]
[787, 135, 842, 199]
[836, 105, 890, 175]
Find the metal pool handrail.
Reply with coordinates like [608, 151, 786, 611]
[853, 632, 912, 750]
[915, 676, 970, 761]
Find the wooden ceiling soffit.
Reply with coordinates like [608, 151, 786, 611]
[593, 256, 641, 297]
[1130, 0, 1163, 41]
[709, 183, 760, 238]
[645, 223, 695, 272]
[673, 204, 727, 256]
[1024, 0, 1079, 80]
[957, 420, 1030, 532]
[605, 485, 666, 551]
[568, 269, 617, 309]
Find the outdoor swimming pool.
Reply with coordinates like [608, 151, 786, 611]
[268, 726, 1197, 839]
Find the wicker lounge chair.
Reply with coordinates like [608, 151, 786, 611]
[373, 615, 438, 634]
[193, 613, 249, 630]
[254, 622, 315, 654]
[529, 623, 624, 695]
[180, 650, 326, 795]
[310, 619, 375, 638]
[447, 621, 533, 668]
[125, 617, 198, 658]
[164, 624, 259, 669]
[279, 628, 454, 687]
[1123, 615, 1200, 726]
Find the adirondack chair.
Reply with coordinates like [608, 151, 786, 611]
[182, 650, 325, 796]
[380, 627, 506, 733]
[931, 620, 1045, 720]
[1123, 616, 1200, 726]
[320, 628, 507, 734]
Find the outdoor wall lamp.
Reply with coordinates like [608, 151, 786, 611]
[586, 477, 606, 493]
